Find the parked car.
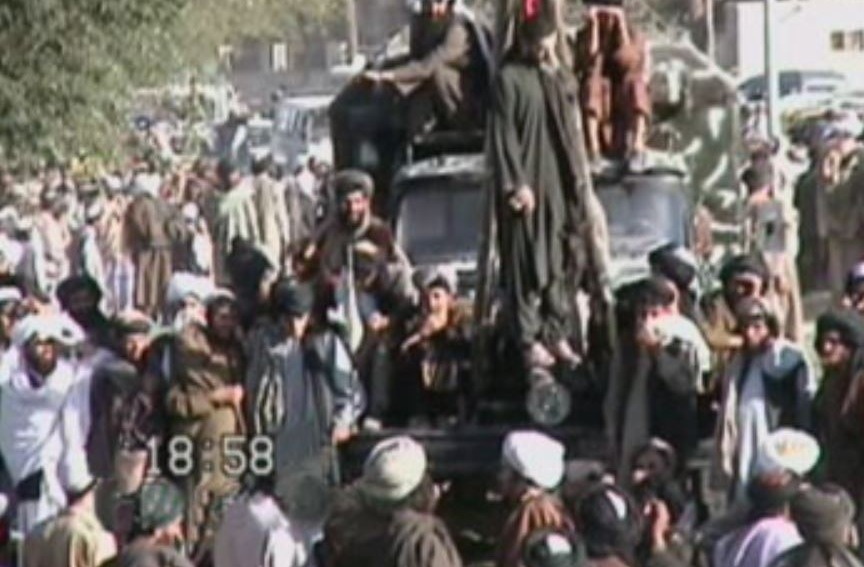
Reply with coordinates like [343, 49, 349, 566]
[272, 95, 334, 168]
[738, 70, 848, 102]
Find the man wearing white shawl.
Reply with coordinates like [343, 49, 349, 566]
[0, 314, 92, 536]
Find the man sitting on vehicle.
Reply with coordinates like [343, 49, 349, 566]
[399, 267, 472, 425]
[362, 0, 492, 138]
[574, 0, 651, 172]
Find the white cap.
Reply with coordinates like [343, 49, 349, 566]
[359, 436, 428, 502]
[181, 202, 200, 222]
[757, 428, 820, 476]
[132, 173, 162, 198]
[502, 431, 565, 490]
[12, 313, 85, 348]
[166, 273, 216, 306]
[0, 286, 22, 305]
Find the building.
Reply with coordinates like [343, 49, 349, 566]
[716, 0, 864, 86]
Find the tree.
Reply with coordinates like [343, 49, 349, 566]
[0, 0, 345, 168]
[0, 0, 187, 165]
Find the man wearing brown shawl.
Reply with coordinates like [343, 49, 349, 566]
[574, 0, 651, 170]
[165, 293, 246, 561]
[497, 431, 572, 567]
[125, 173, 179, 319]
[325, 436, 463, 567]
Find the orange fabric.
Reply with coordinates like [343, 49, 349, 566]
[495, 491, 573, 567]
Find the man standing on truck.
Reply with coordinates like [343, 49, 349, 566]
[490, 0, 596, 370]
[362, 0, 492, 137]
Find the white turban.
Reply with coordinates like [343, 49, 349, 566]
[166, 273, 216, 306]
[757, 428, 820, 476]
[502, 431, 565, 490]
[181, 202, 200, 223]
[12, 313, 85, 348]
[0, 236, 23, 269]
[132, 173, 162, 198]
[358, 436, 427, 502]
[0, 286, 22, 305]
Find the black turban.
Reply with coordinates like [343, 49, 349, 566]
[57, 275, 102, 307]
[816, 309, 864, 349]
[741, 163, 773, 192]
[577, 485, 640, 562]
[648, 243, 697, 293]
[634, 276, 676, 311]
[747, 471, 801, 517]
[334, 169, 374, 200]
[270, 278, 315, 317]
[720, 254, 770, 288]
[845, 262, 864, 296]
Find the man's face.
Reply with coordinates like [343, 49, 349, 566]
[65, 290, 98, 321]
[0, 303, 19, 340]
[529, 31, 559, 63]
[846, 284, 864, 314]
[425, 286, 453, 315]
[428, 0, 450, 20]
[209, 305, 239, 342]
[729, 274, 762, 302]
[341, 191, 370, 228]
[156, 517, 185, 546]
[742, 319, 771, 351]
[121, 333, 150, 364]
[819, 331, 852, 369]
[284, 314, 311, 339]
[26, 338, 59, 376]
[632, 450, 666, 486]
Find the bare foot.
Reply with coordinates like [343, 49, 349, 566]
[526, 342, 556, 368]
[550, 339, 582, 368]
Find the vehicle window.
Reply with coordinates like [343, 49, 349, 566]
[310, 108, 330, 140]
[779, 73, 800, 96]
[397, 181, 483, 265]
[246, 126, 271, 147]
[596, 185, 687, 250]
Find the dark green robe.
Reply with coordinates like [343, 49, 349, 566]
[490, 58, 589, 348]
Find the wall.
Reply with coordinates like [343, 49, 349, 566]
[717, 0, 864, 86]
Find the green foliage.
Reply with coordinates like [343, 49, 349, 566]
[0, 0, 345, 168]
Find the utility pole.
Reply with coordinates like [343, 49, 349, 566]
[705, 0, 715, 61]
[764, 0, 781, 140]
[345, 0, 359, 64]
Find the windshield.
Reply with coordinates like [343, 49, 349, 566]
[597, 185, 688, 257]
[275, 106, 329, 140]
[247, 125, 272, 147]
[396, 179, 483, 266]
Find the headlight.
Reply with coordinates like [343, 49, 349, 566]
[526, 368, 571, 427]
